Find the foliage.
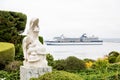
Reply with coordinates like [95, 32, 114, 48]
[92, 58, 109, 73]
[84, 58, 95, 62]
[46, 53, 54, 66]
[65, 56, 86, 72]
[5, 61, 22, 72]
[0, 10, 27, 61]
[0, 70, 20, 80]
[0, 10, 45, 61]
[53, 56, 86, 72]
[39, 36, 44, 44]
[14, 43, 24, 60]
[53, 59, 66, 70]
[79, 71, 120, 80]
[116, 55, 120, 62]
[0, 42, 15, 69]
[107, 63, 120, 72]
[0, 70, 9, 79]
[109, 51, 120, 57]
[106, 72, 120, 80]
[85, 61, 93, 68]
[0, 10, 27, 33]
[30, 71, 83, 80]
[108, 51, 120, 63]
[77, 63, 120, 80]
[108, 56, 117, 63]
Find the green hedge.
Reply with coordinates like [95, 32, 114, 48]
[0, 42, 15, 67]
[30, 71, 83, 80]
[0, 10, 27, 33]
[0, 10, 27, 44]
[0, 10, 27, 60]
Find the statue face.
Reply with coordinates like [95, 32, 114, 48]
[33, 25, 39, 33]
[30, 18, 39, 34]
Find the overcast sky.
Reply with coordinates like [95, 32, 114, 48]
[1, 0, 120, 39]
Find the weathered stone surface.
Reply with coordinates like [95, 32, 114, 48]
[22, 18, 47, 67]
[20, 18, 52, 80]
[20, 66, 52, 80]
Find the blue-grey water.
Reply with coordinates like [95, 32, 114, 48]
[45, 39, 120, 60]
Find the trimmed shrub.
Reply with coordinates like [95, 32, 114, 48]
[30, 71, 83, 80]
[0, 42, 15, 69]
[65, 56, 86, 72]
[0, 10, 27, 34]
[0, 10, 27, 60]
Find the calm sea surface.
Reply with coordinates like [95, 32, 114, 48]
[45, 41, 120, 60]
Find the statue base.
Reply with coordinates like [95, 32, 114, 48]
[20, 66, 52, 80]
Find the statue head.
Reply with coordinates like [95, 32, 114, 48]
[27, 18, 39, 36]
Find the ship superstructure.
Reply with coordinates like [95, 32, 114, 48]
[45, 34, 103, 45]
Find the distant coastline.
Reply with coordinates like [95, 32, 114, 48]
[102, 38, 120, 43]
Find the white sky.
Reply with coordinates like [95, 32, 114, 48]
[1, 0, 120, 39]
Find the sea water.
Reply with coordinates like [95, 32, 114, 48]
[45, 41, 120, 60]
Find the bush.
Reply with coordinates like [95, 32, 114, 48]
[0, 70, 9, 79]
[65, 56, 86, 72]
[116, 55, 120, 62]
[14, 43, 24, 60]
[30, 71, 83, 80]
[108, 56, 117, 63]
[92, 58, 109, 73]
[106, 72, 120, 80]
[84, 58, 95, 62]
[53, 59, 66, 70]
[0, 10, 27, 34]
[107, 63, 120, 72]
[5, 61, 22, 72]
[0, 10, 27, 61]
[46, 53, 54, 66]
[39, 36, 44, 44]
[108, 51, 119, 57]
[0, 42, 15, 69]
[0, 70, 20, 80]
[108, 51, 120, 63]
[53, 56, 86, 72]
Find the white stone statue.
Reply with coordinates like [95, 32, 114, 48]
[22, 18, 48, 67]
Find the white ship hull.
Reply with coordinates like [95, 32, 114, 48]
[45, 42, 103, 45]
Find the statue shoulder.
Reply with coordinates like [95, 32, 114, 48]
[23, 36, 31, 43]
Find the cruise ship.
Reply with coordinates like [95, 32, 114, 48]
[45, 33, 103, 45]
